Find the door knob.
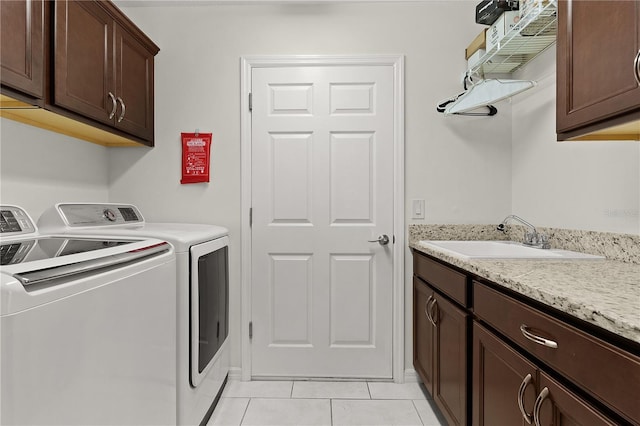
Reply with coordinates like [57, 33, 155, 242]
[368, 235, 390, 245]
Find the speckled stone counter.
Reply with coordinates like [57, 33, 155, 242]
[409, 225, 640, 344]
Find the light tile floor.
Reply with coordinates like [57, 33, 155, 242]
[207, 380, 447, 426]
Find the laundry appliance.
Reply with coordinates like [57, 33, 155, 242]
[0, 205, 177, 425]
[39, 203, 230, 425]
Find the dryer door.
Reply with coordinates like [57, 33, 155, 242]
[189, 236, 229, 387]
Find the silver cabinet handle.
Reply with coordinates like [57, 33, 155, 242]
[520, 325, 558, 349]
[517, 373, 534, 424]
[532, 387, 549, 426]
[634, 49, 640, 86]
[116, 97, 126, 122]
[424, 296, 434, 324]
[108, 92, 117, 119]
[368, 235, 390, 245]
[429, 299, 439, 326]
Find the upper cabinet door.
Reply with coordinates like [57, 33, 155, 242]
[114, 25, 155, 142]
[54, 0, 114, 125]
[0, 0, 45, 99]
[557, 0, 640, 138]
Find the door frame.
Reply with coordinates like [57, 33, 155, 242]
[240, 55, 405, 382]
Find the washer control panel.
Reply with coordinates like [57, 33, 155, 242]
[58, 204, 144, 227]
[0, 206, 36, 235]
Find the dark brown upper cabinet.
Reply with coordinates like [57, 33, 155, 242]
[557, 0, 640, 141]
[0, 0, 45, 101]
[54, 0, 158, 144]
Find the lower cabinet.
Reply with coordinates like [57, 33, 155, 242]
[413, 277, 468, 426]
[412, 250, 639, 426]
[472, 322, 537, 426]
[472, 322, 616, 426]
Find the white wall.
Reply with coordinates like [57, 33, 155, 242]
[0, 119, 109, 218]
[112, 1, 513, 377]
[512, 47, 640, 235]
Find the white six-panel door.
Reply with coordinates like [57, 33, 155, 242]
[250, 64, 395, 378]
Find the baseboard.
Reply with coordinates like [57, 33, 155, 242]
[227, 367, 243, 381]
[404, 368, 422, 383]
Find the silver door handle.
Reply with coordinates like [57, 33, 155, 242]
[368, 235, 390, 245]
[108, 92, 117, 119]
[532, 387, 549, 426]
[424, 296, 434, 323]
[634, 49, 640, 86]
[517, 373, 533, 424]
[117, 97, 126, 122]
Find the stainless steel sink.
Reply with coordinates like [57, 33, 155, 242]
[420, 240, 605, 260]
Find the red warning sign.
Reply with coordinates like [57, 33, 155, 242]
[180, 132, 212, 184]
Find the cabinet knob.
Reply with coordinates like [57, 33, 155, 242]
[108, 92, 117, 119]
[116, 97, 126, 123]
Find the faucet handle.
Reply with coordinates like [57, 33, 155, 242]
[539, 234, 551, 249]
[524, 231, 538, 245]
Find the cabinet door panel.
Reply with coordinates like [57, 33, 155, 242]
[557, 0, 640, 134]
[114, 25, 154, 142]
[0, 0, 44, 98]
[472, 322, 537, 426]
[433, 293, 468, 426]
[536, 372, 616, 426]
[54, 0, 113, 125]
[413, 278, 434, 393]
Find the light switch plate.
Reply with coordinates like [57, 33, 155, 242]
[412, 199, 425, 220]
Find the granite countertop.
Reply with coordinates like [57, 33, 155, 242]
[409, 225, 640, 345]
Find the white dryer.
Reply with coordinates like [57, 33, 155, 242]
[0, 205, 177, 425]
[39, 203, 230, 426]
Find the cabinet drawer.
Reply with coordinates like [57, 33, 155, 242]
[474, 281, 640, 424]
[413, 253, 468, 307]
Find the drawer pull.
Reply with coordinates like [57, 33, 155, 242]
[517, 373, 533, 424]
[424, 296, 434, 323]
[533, 387, 549, 426]
[520, 325, 558, 349]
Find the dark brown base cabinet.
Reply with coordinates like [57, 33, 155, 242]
[473, 323, 616, 426]
[412, 249, 640, 426]
[413, 257, 469, 426]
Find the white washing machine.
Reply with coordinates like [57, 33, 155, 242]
[0, 205, 177, 425]
[39, 203, 230, 426]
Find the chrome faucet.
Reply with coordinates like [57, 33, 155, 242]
[497, 215, 550, 249]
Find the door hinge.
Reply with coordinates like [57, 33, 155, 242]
[248, 93, 252, 112]
[249, 207, 253, 227]
[249, 321, 253, 339]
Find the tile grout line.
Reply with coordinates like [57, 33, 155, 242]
[411, 399, 425, 426]
[238, 397, 251, 426]
[330, 398, 334, 426]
